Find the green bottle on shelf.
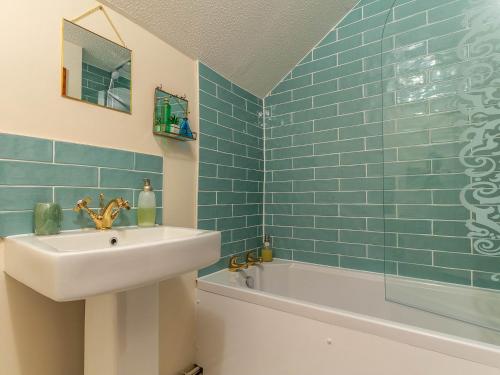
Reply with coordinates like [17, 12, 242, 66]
[154, 97, 163, 132]
[163, 97, 171, 133]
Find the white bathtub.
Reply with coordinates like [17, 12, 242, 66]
[196, 260, 500, 375]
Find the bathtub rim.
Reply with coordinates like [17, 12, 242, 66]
[197, 259, 500, 369]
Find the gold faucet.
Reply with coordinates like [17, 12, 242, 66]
[246, 250, 263, 266]
[74, 193, 131, 230]
[228, 255, 248, 272]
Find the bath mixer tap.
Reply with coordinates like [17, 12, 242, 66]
[74, 193, 130, 230]
[228, 255, 248, 272]
[246, 250, 263, 266]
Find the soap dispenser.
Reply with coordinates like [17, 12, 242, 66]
[262, 234, 273, 262]
[137, 179, 156, 227]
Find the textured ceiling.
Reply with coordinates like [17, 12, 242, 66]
[101, 0, 357, 97]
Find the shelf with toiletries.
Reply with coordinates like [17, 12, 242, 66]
[153, 86, 197, 141]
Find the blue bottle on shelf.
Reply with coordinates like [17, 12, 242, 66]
[180, 117, 193, 138]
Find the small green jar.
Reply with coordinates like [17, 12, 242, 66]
[34, 203, 63, 235]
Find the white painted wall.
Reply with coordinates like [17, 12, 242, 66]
[0, 1, 199, 374]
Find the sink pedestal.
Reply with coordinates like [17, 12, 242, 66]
[4, 225, 221, 375]
[84, 284, 159, 375]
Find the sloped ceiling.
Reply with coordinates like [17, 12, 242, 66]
[101, 0, 357, 97]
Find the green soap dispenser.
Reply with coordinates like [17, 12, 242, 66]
[137, 179, 156, 227]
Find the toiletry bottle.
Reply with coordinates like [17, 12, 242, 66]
[180, 117, 193, 138]
[155, 97, 163, 132]
[262, 234, 273, 262]
[137, 179, 156, 227]
[163, 97, 171, 133]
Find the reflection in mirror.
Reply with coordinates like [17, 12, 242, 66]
[62, 19, 132, 113]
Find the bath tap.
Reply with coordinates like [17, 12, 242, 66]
[246, 250, 263, 266]
[228, 255, 248, 272]
[74, 193, 131, 230]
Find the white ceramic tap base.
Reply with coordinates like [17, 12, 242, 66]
[84, 284, 159, 375]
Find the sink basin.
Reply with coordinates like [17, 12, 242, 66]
[4, 226, 221, 301]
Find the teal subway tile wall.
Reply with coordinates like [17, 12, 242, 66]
[263, 0, 499, 289]
[198, 62, 264, 276]
[0, 133, 162, 236]
[194, 0, 500, 291]
[82, 62, 131, 104]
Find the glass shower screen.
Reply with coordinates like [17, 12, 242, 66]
[382, 0, 500, 330]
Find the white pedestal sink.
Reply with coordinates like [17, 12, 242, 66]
[4, 226, 221, 375]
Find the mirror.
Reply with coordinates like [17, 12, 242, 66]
[62, 19, 132, 113]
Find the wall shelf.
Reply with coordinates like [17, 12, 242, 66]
[153, 130, 197, 141]
[153, 86, 196, 142]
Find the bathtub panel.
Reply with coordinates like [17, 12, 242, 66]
[196, 290, 500, 375]
[197, 260, 500, 369]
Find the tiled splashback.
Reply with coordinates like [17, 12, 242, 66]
[263, 0, 499, 289]
[196, 0, 499, 290]
[263, 0, 410, 274]
[197, 63, 264, 276]
[0, 133, 163, 236]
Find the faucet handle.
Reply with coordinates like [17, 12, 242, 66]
[74, 196, 92, 212]
[228, 255, 248, 272]
[118, 197, 131, 210]
[246, 251, 263, 266]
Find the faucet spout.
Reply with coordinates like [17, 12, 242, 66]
[103, 198, 131, 224]
[74, 195, 130, 230]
